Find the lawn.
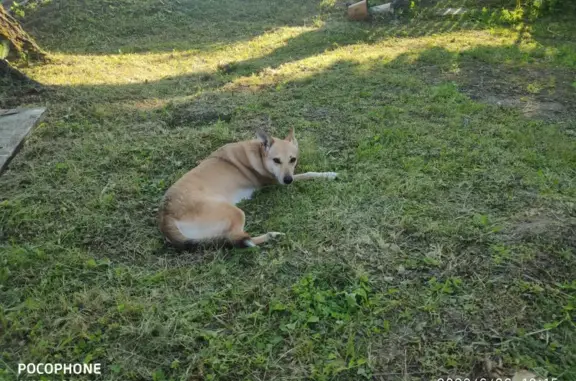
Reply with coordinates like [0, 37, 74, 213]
[1, 0, 575, 380]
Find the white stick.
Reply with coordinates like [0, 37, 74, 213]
[294, 172, 338, 181]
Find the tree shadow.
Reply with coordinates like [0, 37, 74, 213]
[14, 0, 576, 65]
[19, 0, 326, 55]
[230, 14, 485, 76]
[2, 8, 495, 109]
[18, 0, 493, 60]
[6, 0, 572, 113]
[17, 17, 571, 121]
[16, 0, 568, 113]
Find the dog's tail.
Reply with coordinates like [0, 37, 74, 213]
[158, 206, 192, 249]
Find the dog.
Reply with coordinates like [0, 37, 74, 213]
[159, 129, 338, 248]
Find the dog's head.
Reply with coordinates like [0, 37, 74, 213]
[257, 129, 299, 185]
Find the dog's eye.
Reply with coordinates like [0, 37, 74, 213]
[289, 157, 297, 164]
[273, 158, 281, 164]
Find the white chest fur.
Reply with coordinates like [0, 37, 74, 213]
[231, 188, 255, 204]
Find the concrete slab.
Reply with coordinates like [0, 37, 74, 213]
[0, 107, 46, 174]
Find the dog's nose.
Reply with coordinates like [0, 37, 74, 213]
[283, 176, 293, 184]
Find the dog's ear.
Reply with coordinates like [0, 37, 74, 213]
[285, 128, 298, 148]
[256, 130, 274, 152]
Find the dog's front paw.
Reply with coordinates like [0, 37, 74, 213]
[323, 172, 338, 180]
[266, 232, 285, 240]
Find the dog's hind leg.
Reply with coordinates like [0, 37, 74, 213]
[247, 232, 285, 246]
[207, 203, 285, 247]
[166, 200, 283, 248]
[229, 225, 285, 248]
[220, 207, 285, 247]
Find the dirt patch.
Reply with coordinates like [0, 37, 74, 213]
[428, 62, 576, 121]
[503, 208, 576, 245]
[480, 95, 566, 119]
[510, 215, 562, 239]
[499, 208, 576, 283]
[459, 64, 575, 120]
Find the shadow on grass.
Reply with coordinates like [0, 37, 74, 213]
[19, 0, 492, 58]
[16, 31, 572, 124]
[2, 11, 495, 109]
[2, 0, 499, 108]
[228, 13, 488, 75]
[11, 0, 574, 110]
[20, 0, 327, 54]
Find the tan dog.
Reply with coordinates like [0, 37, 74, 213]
[159, 129, 337, 248]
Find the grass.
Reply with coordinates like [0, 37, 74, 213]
[1, 0, 576, 380]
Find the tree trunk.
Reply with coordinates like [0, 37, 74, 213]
[0, 4, 46, 61]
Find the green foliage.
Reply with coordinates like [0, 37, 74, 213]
[0, 39, 9, 59]
[407, 0, 575, 24]
[527, 0, 576, 15]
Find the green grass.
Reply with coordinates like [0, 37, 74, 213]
[1, 0, 576, 380]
